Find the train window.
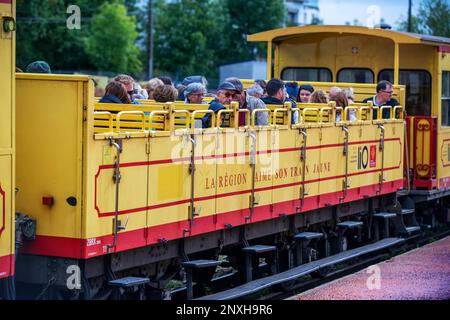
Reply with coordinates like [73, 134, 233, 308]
[379, 69, 432, 116]
[281, 68, 332, 82]
[337, 68, 374, 84]
[442, 71, 450, 126]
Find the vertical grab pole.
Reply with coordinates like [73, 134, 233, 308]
[187, 134, 197, 235]
[378, 124, 386, 193]
[298, 128, 308, 212]
[248, 131, 257, 222]
[340, 126, 350, 201]
[108, 138, 122, 253]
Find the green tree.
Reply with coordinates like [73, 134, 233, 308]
[397, 0, 450, 37]
[153, 0, 228, 79]
[224, 0, 285, 61]
[85, 2, 142, 73]
[16, 0, 142, 72]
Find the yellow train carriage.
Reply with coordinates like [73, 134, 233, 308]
[15, 74, 404, 268]
[247, 25, 450, 195]
[0, 0, 15, 297]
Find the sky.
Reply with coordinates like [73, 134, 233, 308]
[318, 0, 419, 28]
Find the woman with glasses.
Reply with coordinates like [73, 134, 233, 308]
[184, 82, 207, 104]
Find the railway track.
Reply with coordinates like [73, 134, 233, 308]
[169, 226, 450, 301]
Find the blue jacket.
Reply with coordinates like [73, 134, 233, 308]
[202, 99, 226, 128]
[261, 96, 298, 124]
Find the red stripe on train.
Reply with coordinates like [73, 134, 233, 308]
[0, 254, 14, 278]
[21, 179, 404, 259]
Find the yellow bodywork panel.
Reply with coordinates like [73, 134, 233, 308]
[0, 1, 15, 278]
[16, 75, 87, 243]
[438, 52, 450, 188]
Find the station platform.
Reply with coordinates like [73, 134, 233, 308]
[291, 236, 450, 300]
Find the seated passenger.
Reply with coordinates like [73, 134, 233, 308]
[153, 84, 178, 103]
[184, 83, 207, 104]
[99, 81, 131, 104]
[201, 82, 240, 128]
[145, 78, 164, 100]
[363, 80, 399, 119]
[329, 86, 342, 100]
[157, 76, 173, 86]
[25, 60, 51, 74]
[285, 82, 299, 101]
[132, 82, 149, 100]
[309, 90, 329, 104]
[179, 75, 208, 101]
[225, 77, 269, 126]
[344, 87, 355, 104]
[176, 84, 187, 101]
[247, 84, 264, 99]
[255, 79, 267, 98]
[261, 78, 298, 124]
[296, 84, 314, 103]
[114, 74, 142, 104]
[331, 91, 357, 122]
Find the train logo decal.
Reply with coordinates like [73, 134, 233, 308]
[358, 145, 377, 170]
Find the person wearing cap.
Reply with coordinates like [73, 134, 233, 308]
[261, 78, 299, 124]
[225, 77, 269, 126]
[179, 75, 208, 101]
[25, 61, 51, 74]
[201, 82, 239, 128]
[297, 84, 314, 103]
[184, 82, 207, 104]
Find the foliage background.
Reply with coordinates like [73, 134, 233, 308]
[16, 0, 450, 82]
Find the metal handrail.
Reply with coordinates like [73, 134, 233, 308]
[116, 111, 146, 132]
[148, 110, 169, 131]
[94, 111, 113, 131]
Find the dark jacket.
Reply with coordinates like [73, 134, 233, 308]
[363, 96, 399, 119]
[99, 94, 124, 104]
[202, 99, 226, 128]
[261, 96, 298, 124]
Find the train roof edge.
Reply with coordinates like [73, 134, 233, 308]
[247, 25, 450, 46]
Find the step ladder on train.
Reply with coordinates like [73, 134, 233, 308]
[393, 207, 421, 236]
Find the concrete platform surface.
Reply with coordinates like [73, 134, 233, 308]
[290, 236, 450, 300]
